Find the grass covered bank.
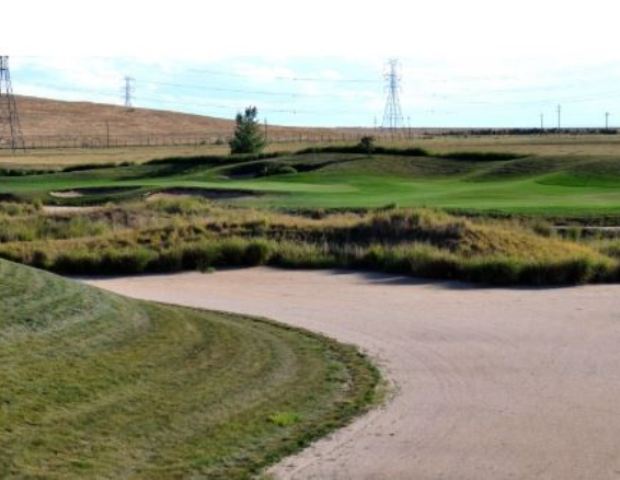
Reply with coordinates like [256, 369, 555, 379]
[0, 198, 618, 286]
[0, 259, 379, 479]
[3, 145, 620, 215]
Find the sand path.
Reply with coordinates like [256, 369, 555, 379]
[86, 268, 620, 480]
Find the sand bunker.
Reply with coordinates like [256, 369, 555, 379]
[86, 268, 620, 480]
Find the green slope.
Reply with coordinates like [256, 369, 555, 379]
[2, 150, 620, 215]
[0, 259, 378, 479]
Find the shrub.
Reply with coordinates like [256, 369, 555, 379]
[229, 106, 266, 155]
[218, 238, 248, 265]
[244, 241, 271, 265]
[357, 136, 375, 155]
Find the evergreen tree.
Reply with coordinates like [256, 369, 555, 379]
[229, 106, 266, 154]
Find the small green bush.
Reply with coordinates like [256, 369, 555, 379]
[244, 241, 271, 265]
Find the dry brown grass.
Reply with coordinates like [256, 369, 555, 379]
[392, 134, 620, 156]
[3, 95, 620, 169]
[14, 95, 343, 139]
[0, 142, 339, 168]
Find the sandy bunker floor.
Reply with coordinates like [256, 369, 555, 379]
[86, 268, 620, 480]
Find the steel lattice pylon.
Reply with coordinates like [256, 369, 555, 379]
[381, 58, 404, 131]
[0, 56, 25, 151]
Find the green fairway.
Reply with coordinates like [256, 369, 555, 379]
[0, 259, 378, 479]
[2, 149, 620, 216]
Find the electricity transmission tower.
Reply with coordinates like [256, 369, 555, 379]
[382, 58, 404, 132]
[0, 56, 25, 151]
[123, 76, 135, 108]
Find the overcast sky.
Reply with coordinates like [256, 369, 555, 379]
[5, 0, 620, 127]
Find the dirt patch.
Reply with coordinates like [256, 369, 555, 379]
[86, 268, 620, 480]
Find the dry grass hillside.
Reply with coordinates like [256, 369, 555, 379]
[14, 95, 340, 140]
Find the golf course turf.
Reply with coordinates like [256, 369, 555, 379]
[1, 147, 620, 216]
[0, 259, 379, 479]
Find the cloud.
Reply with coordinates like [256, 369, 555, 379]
[4, 0, 620, 127]
[4, 0, 619, 62]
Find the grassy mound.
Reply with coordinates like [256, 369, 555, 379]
[0, 200, 617, 285]
[0, 259, 379, 479]
[2, 147, 620, 214]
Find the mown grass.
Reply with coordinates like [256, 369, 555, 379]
[1, 198, 617, 286]
[2, 145, 620, 215]
[0, 258, 379, 479]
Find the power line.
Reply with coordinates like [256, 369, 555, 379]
[134, 94, 359, 116]
[188, 67, 378, 84]
[16, 79, 371, 117]
[12, 60, 620, 128]
[0, 55, 25, 151]
[140, 79, 356, 99]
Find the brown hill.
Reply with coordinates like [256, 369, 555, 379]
[13, 95, 342, 142]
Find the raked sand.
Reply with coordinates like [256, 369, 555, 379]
[85, 268, 620, 480]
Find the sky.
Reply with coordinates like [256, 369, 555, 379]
[4, 0, 620, 128]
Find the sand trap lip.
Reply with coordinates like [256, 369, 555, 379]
[49, 190, 83, 198]
[85, 268, 620, 480]
[49, 186, 140, 199]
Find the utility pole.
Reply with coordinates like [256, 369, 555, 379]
[0, 56, 25, 152]
[605, 112, 610, 130]
[540, 113, 544, 132]
[557, 104, 561, 130]
[381, 58, 404, 134]
[123, 76, 135, 108]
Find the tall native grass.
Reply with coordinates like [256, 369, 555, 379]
[0, 198, 617, 285]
